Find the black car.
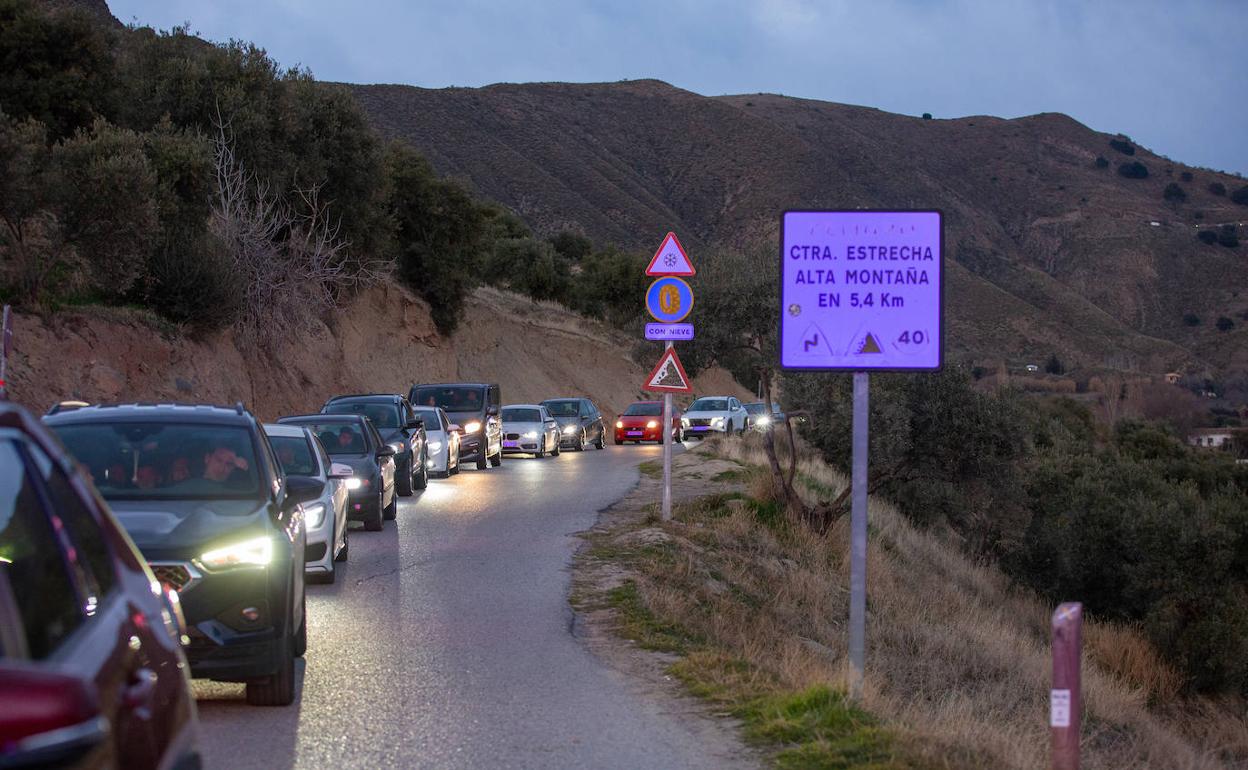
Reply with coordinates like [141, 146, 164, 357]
[409, 383, 503, 470]
[540, 397, 606, 451]
[45, 403, 320, 707]
[0, 402, 201, 767]
[278, 414, 397, 532]
[321, 394, 427, 496]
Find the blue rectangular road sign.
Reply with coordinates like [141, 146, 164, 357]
[645, 323, 694, 341]
[780, 210, 942, 371]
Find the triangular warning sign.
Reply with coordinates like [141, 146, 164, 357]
[643, 347, 693, 393]
[856, 333, 883, 354]
[645, 232, 696, 276]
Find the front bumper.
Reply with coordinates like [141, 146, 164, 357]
[683, 423, 727, 437]
[616, 426, 661, 442]
[460, 434, 486, 461]
[346, 481, 381, 520]
[304, 512, 335, 575]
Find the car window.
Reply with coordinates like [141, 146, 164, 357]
[502, 408, 542, 422]
[0, 441, 84, 660]
[26, 445, 117, 604]
[440, 410, 450, 432]
[413, 408, 440, 432]
[269, 435, 318, 476]
[51, 422, 262, 500]
[688, 398, 728, 412]
[623, 403, 662, 416]
[412, 386, 484, 412]
[542, 400, 580, 417]
[291, 422, 368, 456]
[325, 401, 401, 429]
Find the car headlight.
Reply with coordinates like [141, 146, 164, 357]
[646, 420, 658, 428]
[388, 441, 405, 454]
[344, 477, 362, 490]
[711, 417, 724, 427]
[523, 431, 538, 439]
[428, 440, 442, 453]
[756, 415, 771, 426]
[464, 421, 482, 434]
[199, 536, 272, 571]
[303, 502, 327, 529]
[681, 418, 690, 427]
[615, 420, 624, 429]
[562, 424, 578, 434]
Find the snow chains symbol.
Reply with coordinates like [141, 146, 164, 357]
[663, 254, 677, 268]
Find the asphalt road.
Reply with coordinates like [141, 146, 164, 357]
[193, 442, 745, 769]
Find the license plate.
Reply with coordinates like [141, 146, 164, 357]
[627, 431, 643, 437]
[503, 440, 519, 448]
[692, 426, 708, 431]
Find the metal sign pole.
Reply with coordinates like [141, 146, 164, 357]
[661, 341, 673, 521]
[0, 305, 11, 401]
[848, 370, 869, 699]
[1051, 602, 1083, 770]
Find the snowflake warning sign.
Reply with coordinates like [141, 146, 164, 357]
[642, 347, 692, 393]
[645, 232, 696, 276]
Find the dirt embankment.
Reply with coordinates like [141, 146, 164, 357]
[7, 284, 747, 421]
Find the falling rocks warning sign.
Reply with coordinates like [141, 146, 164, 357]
[643, 348, 692, 393]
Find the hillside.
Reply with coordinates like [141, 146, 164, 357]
[350, 79, 1248, 377]
[7, 285, 747, 421]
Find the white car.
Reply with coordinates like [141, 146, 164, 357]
[264, 423, 351, 583]
[500, 404, 562, 458]
[681, 396, 750, 439]
[414, 405, 461, 477]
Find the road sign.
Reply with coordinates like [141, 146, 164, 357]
[645, 322, 694, 341]
[645, 231, 695, 276]
[642, 347, 692, 393]
[645, 276, 694, 323]
[779, 210, 943, 371]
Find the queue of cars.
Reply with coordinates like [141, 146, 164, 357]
[0, 378, 775, 768]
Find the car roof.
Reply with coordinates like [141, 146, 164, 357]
[502, 404, 545, 410]
[42, 402, 256, 427]
[263, 423, 310, 439]
[324, 393, 404, 404]
[541, 397, 585, 403]
[279, 413, 368, 425]
[628, 400, 662, 405]
[412, 382, 493, 389]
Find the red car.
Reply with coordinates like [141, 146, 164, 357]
[613, 401, 683, 444]
[0, 402, 201, 770]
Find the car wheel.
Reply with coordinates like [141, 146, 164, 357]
[415, 453, 428, 490]
[595, 429, 605, 450]
[450, 451, 460, 475]
[575, 430, 586, 451]
[552, 439, 561, 457]
[476, 450, 488, 470]
[294, 592, 307, 657]
[245, 638, 296, 706]
[396, 457, 414, 497]
[335, 528, 349, 562]
[536, 439, 546, 459]
[490, 450, 502, 467]
[364, 492, 384, 532]
[612, 436, 621, 445]
[383, 489, 397, 521]
[675, 428, 683, 443]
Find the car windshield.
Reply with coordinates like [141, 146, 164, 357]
[289, 422, 369, 456]
[623, 403, 662, 416]
[744, 403, 767, 415]
[689, 398, 728, 412]
[324, 400, 400, 429]
[502, 408, 542, 422]
[414, 408, 440, 431]
[268, 435, 317, 476]
[543, 400, 580, 417]
[412, 386, 484, 412]
[51, 422, 261, 500]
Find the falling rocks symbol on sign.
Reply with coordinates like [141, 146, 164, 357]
[856, 333, 883, 354]
[656, 361, 683, 387]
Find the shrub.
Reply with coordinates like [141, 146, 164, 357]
[1094, 156, 1109, 168]
[1217, 316, 1234, 332]
[1209, 182, 1226, 196]
[1163, 182, 1186, 202]
[1181, 171, 1193, 182]
[1045, 353, 1065, 375]
[1118, 161, 1149, 179]
[1109, 138, 1136, 155]
[921, 112, 932, 120]
[1232, 185, 1248, 206]
[548, 229, 593, 262]
[1198, 230, 1218, 245]
[1218, 225, 1239, 248]
[1183, 313, 1201, 326]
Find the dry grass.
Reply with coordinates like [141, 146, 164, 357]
[584, 435, 1248, 769]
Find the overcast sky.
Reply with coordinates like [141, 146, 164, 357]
[109, 0, 1248, 176]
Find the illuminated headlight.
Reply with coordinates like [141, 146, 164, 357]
[388, 442, 405, 454]
[428, 440, 443, 453]
[711, 417, 724, 427]
[523, 431, 538, 439]
[344, 477, 363, 490]
[426, 459, 436, 468]
[562, 424, 578, 435]
[464, 421, 482, 434]
[646, 420, 658, 428]
[199, 536, 272, 571]
[756, 415, 771, 426]
[615, 420, 624, 429]
[681, 418, 690, 427]
[303, 503, 327, 529]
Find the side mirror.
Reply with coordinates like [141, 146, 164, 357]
[329, 462, 353, 479]
[405, 419, 424, 430]
[376, 445, 396, 458]
[0, 663, 108, 768]
[285, 476, 325, 508]
[448, 424, 462, 433]
[486, 404, 499, 416]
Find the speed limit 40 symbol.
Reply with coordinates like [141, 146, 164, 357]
[646, 276, 694, 323]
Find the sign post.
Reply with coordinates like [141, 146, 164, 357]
[643, 233, 696, 522]
[1051, 602, 1083, 770]
[0, 305, 11, 401]
[779, 210, 943, 699]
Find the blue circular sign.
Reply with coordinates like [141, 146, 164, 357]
[646, 277, 695, 323]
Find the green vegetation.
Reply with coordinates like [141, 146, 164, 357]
[1118, 161, 1148, 179]
[1163, 182, 1186, 202]
[1209, 181, 1226, 196]
[1218, 225, 1240, 248]
[1109, 137, 1135, 155]
[1183, 312, 1202, 326]
[638, 460, 662, 478]
[1198, 230, 1218, 245]
[1094, 155, 1109, 168]
[1232, 185, 1248, 205]
[1217, 316, 1234, 332]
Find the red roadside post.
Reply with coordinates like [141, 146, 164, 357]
[1051, 602, 1082, 770]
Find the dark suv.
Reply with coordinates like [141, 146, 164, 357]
[540, 397, 606, 451]
[409, 383, 502, 470]
[321, 394, 427, 496]
[0, 402, 201, 768]
[45, 403, 320, 707]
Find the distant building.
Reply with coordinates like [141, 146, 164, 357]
[1164, 372, 1182, 385]
[1187, 427, 1244, 450]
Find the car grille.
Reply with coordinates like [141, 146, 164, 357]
[505, 432, 521, 441]
[151, 563, 194, 592]
[689, 418, 712, 427]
